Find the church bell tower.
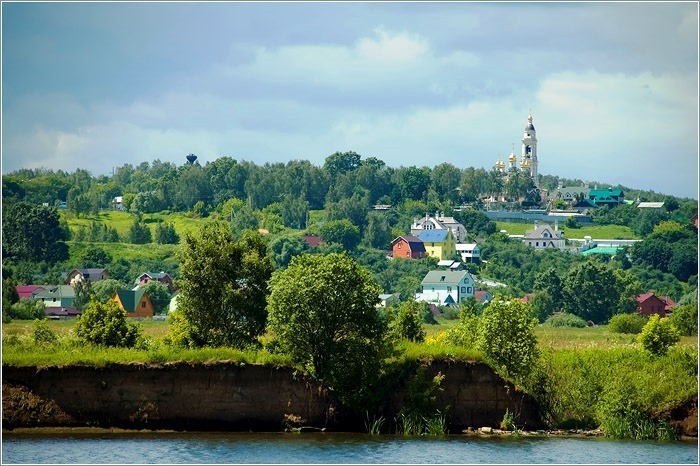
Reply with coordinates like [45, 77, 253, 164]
[521, 113, 538, 185]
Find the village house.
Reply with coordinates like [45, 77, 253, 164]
[588, 188, 625, 208]
[522, 222, 565, 251]
[411, 213, 468, 243]
[65, 268, 110, 286]
[134, 272, 176, 293]
[377, 293, 401, 308]
[455, 243, 480, 263]
[635, 292, 676, 318]
[414, 269, 476, 305]
[391, 235, 426, 259]
[30, 285, 76, 309]
[417, 229, 457, 260]
[112, 289, 155, 318]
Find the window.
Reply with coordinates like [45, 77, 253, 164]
[447, 287, 452, 293]
[397, 243, 402, 249]
[142, 302, 146, 308]
[467, 287, 472, 294]
[536, 242, 539, 247]
[461, 287, 466, 293]
[440, 276, 445, 282]
[406, 252, 409, 258]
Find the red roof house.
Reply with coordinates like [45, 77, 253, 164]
[16, 285, 47, 299]
[635, 292, 677, 318]
[391, 235, 426, 259]
[301, 234, 322, 248]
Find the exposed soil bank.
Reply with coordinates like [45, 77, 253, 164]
[2, 360, 542, 432]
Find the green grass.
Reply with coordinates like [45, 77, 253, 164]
[495, 221, 638, 239]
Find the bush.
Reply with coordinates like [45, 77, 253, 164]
[543, 313, 588, 328]
[638, 315, 680, 356]
[390, 302, 426, 343]
[75, 300, 141, 348]
[607, 313, 648, 334]
[478, 297, 539, 383]
[669, 303, 698, 336]
[9, 298, 46, 320]
[32, 319, 58, 345]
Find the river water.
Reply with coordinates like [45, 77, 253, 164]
[2, 432, 698, 464]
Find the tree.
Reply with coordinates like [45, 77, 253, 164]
[533, 267, 564, 311]
[140, 281, 171, 315]
[363, 212, 392, 250]
[92, 279, 129, 303]
[530, 290, 555, 323]
[669, 302, 698, 337]
[319, 219, 361, 251]
[128, 217, 152, 244]
[80, 246, 113, 268]
[478, 297, 539, 383]
[637, 315, 680, 356]
[8, 298, 46, 320]
[453, 210, 497, 239]
[389, 301, 427, 343]
[323, 151, 362, 180]
[75, 300, 141, 348]
[268, 235, 307, 270]
[171, 224, 272, 348]
[2, 201, 69, 265]
[562, 261, 621, 324]
[155, 222, 180, 245]
[267, 252, 387, 408]
[72, 279, 94, 311]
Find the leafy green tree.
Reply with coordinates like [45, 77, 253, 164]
[319, 219, 361, 251]
[128, 217, 152, 244]
[268, 235, 307, 270]
[171, 224, 273, 348]
[363, 212, 392, 250]
[80, 246, 113, 268]
[229, 204, 260, 240]
[533, 267, 564, 311]
[530, 290, 555, 323]
[326, 192, 370, 232]
[267, 252, 387, 408]
[280, 195, 309, 229]
[9, 298, 46, 320]
[453, 210, 497, 238]
[155, 222, 180, 245]
[478, 297, 539, 383]
[72, 279, 94, 311]
[75, 300, 141, 348]
[446, 299, 481, 347]
[2, 201, 69, 265]
[323, 151, 361, 180]
[394, 166, 431, 202]
[389, 301, 427, 343]
[637, 315, 680, 356]
[91, 279, 129, 303]
[141, 281, 171, 315]
[562, 261, 621, 324]
[669, 302, 698, 336]
[2, 277, 20, 314]
[33, 319, 58, 345]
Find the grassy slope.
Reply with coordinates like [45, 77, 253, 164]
[495, 221, 638, 239]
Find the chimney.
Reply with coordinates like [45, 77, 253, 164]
[555, 221, 558, 231]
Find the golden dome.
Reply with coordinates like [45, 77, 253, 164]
[520, 159, 529, 167]
[508, 153, 517, 162]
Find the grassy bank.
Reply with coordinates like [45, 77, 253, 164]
[2, 318, 696, 439]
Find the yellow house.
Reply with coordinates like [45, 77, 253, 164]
[417, 229, 457, 260]
[112, 289, 155, 318]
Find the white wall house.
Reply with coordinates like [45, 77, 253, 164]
[523, 222, 565, 251]
[455, 243, 480, 263]
[415, 270, 476, 305]
[411, 213, 468, 243]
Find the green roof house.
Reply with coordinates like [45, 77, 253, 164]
[112, 289, 155, 318]
[588, 189, 625, 207]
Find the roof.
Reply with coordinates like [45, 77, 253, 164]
[418, 230, 450, 243]
[392, 235, 426, 253]
[474, 290, 492, 302]
[524, 223, 563, 239]
[16, 285, 47, 299]
[580, 246, 622, 256]
[68, 268, 108, 282]
[301, 235, 322, 247]
[637, 202, 664, 209]
[437, 260, 458, 267]
[141, 272, 170, 280]
[44, 306, 82, 317]
[636, 293, 676, 310]
[589, 189, 624, 198]
[421, 270, 470, 287]
[455, 243, 479, 252]
[32, 285, 75, 299]
[115, 289, 148, 313]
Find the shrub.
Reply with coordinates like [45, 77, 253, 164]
[9, 298, 46, 320]
[478, 297, 539, 383]
[32, 319, 58, 345]
[75, 300, 141, 348]
[607, 313, 648, 334]
[638, 315, 680, 356]
[669, 303, 698, 336]
[390, 302, 427, 343]
[543, 313, 587, 328]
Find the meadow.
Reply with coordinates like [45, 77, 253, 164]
[495, 221, 638, 239]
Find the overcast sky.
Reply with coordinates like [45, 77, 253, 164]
[2, 2, 698, 198]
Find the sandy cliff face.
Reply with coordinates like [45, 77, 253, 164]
[4, 360, 540, 431]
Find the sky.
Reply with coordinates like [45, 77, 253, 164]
[2, 1, 698, 199]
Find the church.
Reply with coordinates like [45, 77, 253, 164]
[494, 113, 539, 185]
